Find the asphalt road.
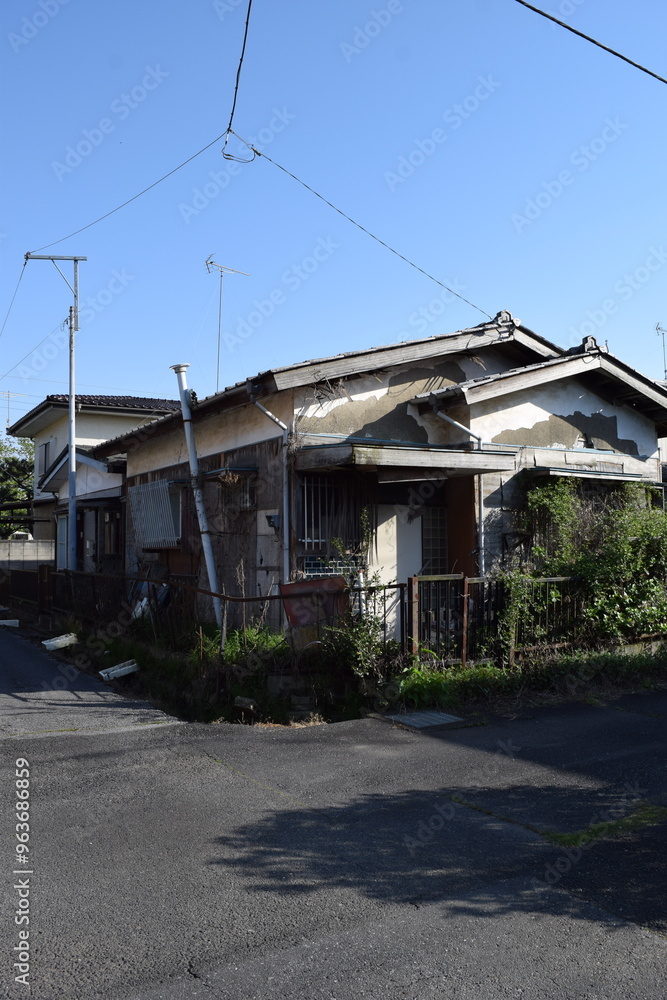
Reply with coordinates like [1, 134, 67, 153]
[1, 627, 666, 999]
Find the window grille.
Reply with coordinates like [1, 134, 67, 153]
[300, 475, 339, 552]
[128, 480, 181, 548]
[421, 507, 448, 574]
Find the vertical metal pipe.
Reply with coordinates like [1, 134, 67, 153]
[67, 305, 77, 571]
[170, 364, 223, 629]
[251, 400, 290, 584]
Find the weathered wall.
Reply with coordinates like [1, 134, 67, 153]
[471, 379, 658, 458]
[294, 350, 515, 444]
[124, 397, 293, 477]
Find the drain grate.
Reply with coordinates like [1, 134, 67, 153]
[384, 709, 462, 729]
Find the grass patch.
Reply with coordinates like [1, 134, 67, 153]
[545, 802, 667, 847]
[397, 648, 667, 715]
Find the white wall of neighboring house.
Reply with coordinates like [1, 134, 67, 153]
[33, 411, 164, 500]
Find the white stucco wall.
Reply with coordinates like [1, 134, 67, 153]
[471, 379, 658, 459]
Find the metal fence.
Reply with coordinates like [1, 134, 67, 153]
[408, 574, 584, 665]
[7, 566, 584, 666]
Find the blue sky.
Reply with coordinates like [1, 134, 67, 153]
[1, 0, 666, 429]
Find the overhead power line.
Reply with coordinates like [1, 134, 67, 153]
[230, 131, 492, 320]
[222, 0, 255, 162]
[29, 131, 228, 254]
[514, 0, 667, 87]
[0, 261, 27, 340]
[0, 320, 68, 384]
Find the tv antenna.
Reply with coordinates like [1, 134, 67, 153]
[204, 256, 249, 393]
[1, 390, 30, 429]
[657, 324, 667, 380]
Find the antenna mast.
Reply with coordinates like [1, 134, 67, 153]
[204, 257, 249, 393]
[657, 324, 667, 380]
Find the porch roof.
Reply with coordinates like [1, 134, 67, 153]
[295, 442, 516, 477]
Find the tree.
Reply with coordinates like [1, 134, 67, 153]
[0, 436, 34, 537]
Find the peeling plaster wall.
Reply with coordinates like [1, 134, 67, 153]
[294, 350, 516, 444]
[471, 380, 661, 572]
[471, 380, 658, 458]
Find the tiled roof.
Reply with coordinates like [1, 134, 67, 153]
[43, 394, 180, 410]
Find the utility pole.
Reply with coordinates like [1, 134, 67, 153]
[204, 257, 249, 393]
[25, 253, 86, 570]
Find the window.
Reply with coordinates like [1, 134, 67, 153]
[37, 441, 50, 477]
[300, 475, 340, 552]
[128, 480, 181, 548]
[103, 511, 122, 555]
[421, 507, 448, 575]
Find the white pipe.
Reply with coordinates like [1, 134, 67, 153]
[434, 409, 486, 576]
[435, 409, 483, 448]
[250, 399, 291, 584]
[170, 364, 223, 628]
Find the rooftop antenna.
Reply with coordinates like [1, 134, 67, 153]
[657, 324, 667, 380]
[204, 256, 249, 393]
[1, 390, 29, 430]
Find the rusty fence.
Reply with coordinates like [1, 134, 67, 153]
[7, 568, 406, 650]
[7, 565, 585, 665]
[407, 574, 583, 666]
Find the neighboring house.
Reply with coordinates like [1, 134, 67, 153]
[90, 311, 667, 626]
[8, 395, 179, 571]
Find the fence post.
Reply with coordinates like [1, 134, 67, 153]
[407, 576, 419, 655]
[461, 576, 469, 669]
[38, 564, 52, 614]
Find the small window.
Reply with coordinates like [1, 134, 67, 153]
[128, 480, 181, 548]
[103, 511, 122, 555]
[38, 441, 50, 477]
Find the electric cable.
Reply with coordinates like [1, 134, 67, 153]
[28, 131, 228, 254]
[230, 131, 493, 320]
[0, 319, 68, 383]
[514, 0, 667, 86]
[0, 261, 28, 340]
[222, 0, 256, 162]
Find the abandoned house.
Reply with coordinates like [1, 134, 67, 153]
[86, 310, 667, 625]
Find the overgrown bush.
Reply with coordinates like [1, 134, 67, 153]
[512, 480, 667, 643]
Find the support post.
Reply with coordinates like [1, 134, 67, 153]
[461, 576, 469, 669]
[407, 575, 419, 655]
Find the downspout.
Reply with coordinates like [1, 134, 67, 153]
[170, 364, 223, 628]
[435, 409, 486, 577]
[248, 390, 291, 584]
